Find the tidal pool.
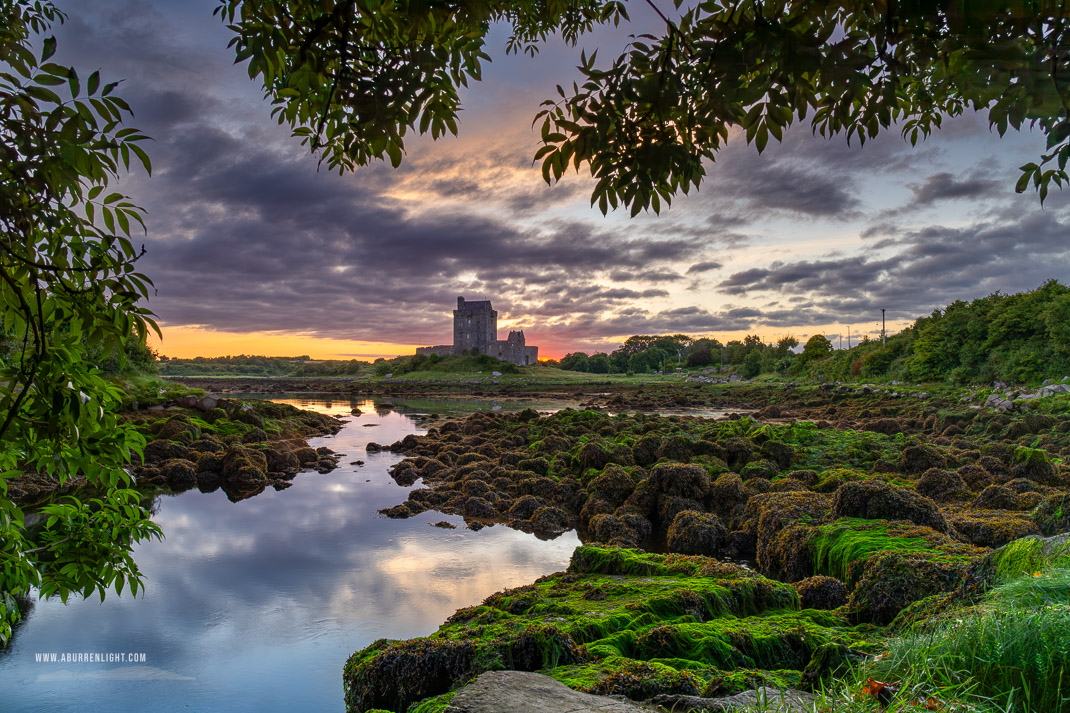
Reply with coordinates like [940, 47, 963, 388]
[0, 397, 582, 713]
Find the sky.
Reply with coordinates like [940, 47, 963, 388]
[46, 0, 1070, 360]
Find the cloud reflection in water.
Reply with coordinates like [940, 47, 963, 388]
[0, 398, 580, 713]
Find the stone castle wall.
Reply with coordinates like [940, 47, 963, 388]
[453, 297, 496, 354]
[417, 296, 539, 366]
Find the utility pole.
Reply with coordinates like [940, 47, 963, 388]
[881, 308, 886, 345]
[847, 326, 851, 350]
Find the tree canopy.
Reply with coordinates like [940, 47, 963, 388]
[0, 2, 162, 644]
[220, 0, 1070, 214]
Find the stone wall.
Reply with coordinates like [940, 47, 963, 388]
[415, 345, 452, 357]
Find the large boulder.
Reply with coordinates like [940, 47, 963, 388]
[666, 510, 726, 556]
[832, 480, 946, 531]
[221, 445, 268, 488]
[160, 459, 197, 491]
[650, 463, 711, 498]
[915, 468, 968, 502]
[793, 576, 848, 610]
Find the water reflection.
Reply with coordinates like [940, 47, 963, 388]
[0, 398, 581, 713]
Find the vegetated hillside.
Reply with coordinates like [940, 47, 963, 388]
[803, 279, 1070, 385]
[556, 280, 1070, 385]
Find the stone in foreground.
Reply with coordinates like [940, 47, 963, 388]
[650, 687, 814, 712]
[443, 671, 655, 713]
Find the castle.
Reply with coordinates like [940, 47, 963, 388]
[416, 297, 539, 366]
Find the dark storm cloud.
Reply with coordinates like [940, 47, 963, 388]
[906, 172, 1002, 207]
[717, 210, 1070, 322]
[686, 261, 722, 275]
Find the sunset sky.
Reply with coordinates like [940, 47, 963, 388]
[53, 0, 1070, 360]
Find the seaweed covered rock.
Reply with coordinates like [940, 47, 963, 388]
[761, 523, 819, 582]
[588, 514, 640, 547]
[846, 550, 970, 625]
[832, 480, 946, 531]
[666, 510, 726, 556]
[529, 506, 571, 536]
[759, 440, 795, 470]
[898, 444, 946, 474]
[1011, 447, 1059, 485]
[344, 546, 809, 713]
[972, 484, 1019, 510]
[915, 468, 967, 502]
[587, 466, 636, 508]
[142, 439, 189, 464]
[793, 576, 848, 611]
[344, 637, 478, 712]
[221, 445, 268, 484]
[650, 463, 711, 499]
[946, 510, 1040, 548]
[973, 533, 1070, 583]
[708, 473, 746, 513]
[744, 491, 831, 576]
[160, 458, 197, 491]
[1034, 493, 1070, 536]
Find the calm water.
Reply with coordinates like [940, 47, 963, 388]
[0, 397, 582, 713]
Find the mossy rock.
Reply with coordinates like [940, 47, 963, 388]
[976, 533, 1070, 582]
[898, 444, 946, 474]
[846, 549, 973, 625]
[793, 576, 848, 611]
[344, 546, 808, 713]
[915, 468, 967, 502]
[810, 518, 983, 588]
[831, 480, 946, 531]
[666, 510, 726, 557]
[1034, 493, 1070, 536]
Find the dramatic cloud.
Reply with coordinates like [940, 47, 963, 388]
[906, 172, 1003, 207]
[717, 210, 1070, 323]
[41, 0, 1067, 356]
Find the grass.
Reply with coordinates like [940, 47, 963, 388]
[802, 566, 1070, 713]
[111, 374, 203, 406]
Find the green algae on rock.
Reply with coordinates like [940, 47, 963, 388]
[342, 546, 881, 713]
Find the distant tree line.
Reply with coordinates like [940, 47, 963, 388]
[552, 333, 799, 377]
[156, 354, 314, 377]
[555, 281, 1070, 386]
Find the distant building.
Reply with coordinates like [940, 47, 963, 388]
[417, 297, 539, 366]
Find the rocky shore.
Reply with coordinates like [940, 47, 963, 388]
[9, 398, 345, 505]
[342, 386, 1070, 713]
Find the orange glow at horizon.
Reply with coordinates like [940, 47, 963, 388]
[149, 325, 420, 361]
[149, 320, 914, 362]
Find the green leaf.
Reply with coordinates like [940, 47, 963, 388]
[42, 36, 57, 62]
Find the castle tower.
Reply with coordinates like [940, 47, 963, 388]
[453, 296, 497, 355]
